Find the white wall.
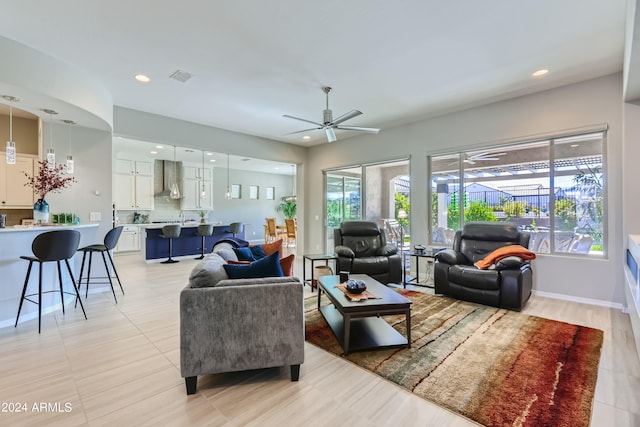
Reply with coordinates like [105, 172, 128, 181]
[44, 123, 113, 244]
[210, 169, 294, 243]
[305, 73, 624, 306]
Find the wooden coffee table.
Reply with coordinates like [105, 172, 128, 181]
[317, 274, 412, 355]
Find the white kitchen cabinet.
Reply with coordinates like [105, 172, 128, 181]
[115, 159, 153, 176]
[180, 165, 213, 210]
[115, 225, 140, 252]
[0, 154, 35, 208]
[114, 160, 154, 210]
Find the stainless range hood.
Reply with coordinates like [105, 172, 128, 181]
[154, 159, 183, 196]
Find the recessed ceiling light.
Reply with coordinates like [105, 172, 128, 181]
[570, 144, 579, 148]
[205, 152, 213, 156]
[135, 74, 151, 83]
[532, 69, 549, 77]
[302, 135, 311, 141]
[150, 150, 158, 154]
[209, 159, 216, 162]
[155, 145, 163, 149]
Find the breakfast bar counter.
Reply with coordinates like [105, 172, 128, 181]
[140, 223, 245, 261]
[0, 223, 99, 328]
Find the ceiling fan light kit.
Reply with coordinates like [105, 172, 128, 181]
[283, 86, 380, 143]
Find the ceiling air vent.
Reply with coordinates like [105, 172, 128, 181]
[169, 70, 193, 83]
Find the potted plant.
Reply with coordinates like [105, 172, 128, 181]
[24, 160, 77, 224]
[199, 211, 207, 223]
[277, 197, 297, 219]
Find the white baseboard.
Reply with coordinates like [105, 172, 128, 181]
[533, 289, 625, 311]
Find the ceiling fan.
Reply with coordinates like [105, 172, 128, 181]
[448, 152, 507, 165]
[283, 86, 380, 143]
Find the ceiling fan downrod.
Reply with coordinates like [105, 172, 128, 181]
[322, 86, 332, 125]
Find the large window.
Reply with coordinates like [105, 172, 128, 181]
[429, 131, 605, 255]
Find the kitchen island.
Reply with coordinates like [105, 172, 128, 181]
[140, 223, 245, 262]
[0, 223, 99, 329]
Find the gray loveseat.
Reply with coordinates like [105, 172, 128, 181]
[180, 243, 305, 394]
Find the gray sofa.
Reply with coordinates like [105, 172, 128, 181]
[180, 243, 305, 395]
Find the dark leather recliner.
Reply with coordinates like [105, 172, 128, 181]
[333, 221, 402, 284]
[434, 222, 533, 311]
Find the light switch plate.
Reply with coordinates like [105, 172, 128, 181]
[90, 212, 101, 221]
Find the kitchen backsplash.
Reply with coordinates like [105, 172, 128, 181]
[116, 193, 209, 225]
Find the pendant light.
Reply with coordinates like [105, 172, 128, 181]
[284, 164, 297, 202]
[43, 108, 58, 169]
[63, 120, 75, 174]
[225, 153, 231, 199]
[200, 149, 207, 199]
[169, 145, 181, 199]
[3, 95, 18, 164]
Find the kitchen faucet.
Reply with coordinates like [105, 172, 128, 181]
[179, 211, 185, 224]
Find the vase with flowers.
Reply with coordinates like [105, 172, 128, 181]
[24, 160, 76, 224]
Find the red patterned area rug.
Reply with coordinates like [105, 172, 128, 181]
[305, 290, 603, 427]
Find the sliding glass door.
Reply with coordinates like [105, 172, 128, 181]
[324, 158, 410, 251]
[326, 172, 362, 250]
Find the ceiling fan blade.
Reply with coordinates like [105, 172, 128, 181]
[282, 114, 324, 127]
[325, 127, 337, 143]
[469, 152, 506, 160]
[331, 110, 362, 125]
[468, 152, 490, 159]
[335, 125, 380, 134]
[284, 127, 321, 135]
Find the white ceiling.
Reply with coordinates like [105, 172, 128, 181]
[0, 1, 634, 146]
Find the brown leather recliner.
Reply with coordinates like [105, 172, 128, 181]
[434, 222, 533, 311]
[333, 221, 402, 284]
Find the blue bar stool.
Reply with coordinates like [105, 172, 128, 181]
[161, 224, 182, 263]
[76, 226, 125, 303]
[15, 229, 87, 333]
[195, 224, 214, 260]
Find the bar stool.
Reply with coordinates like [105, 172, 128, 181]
[161, 224, 182, 264]
[15, 229, 87, 333]
[194, 223, 214, 260]
[76, 226, 124, 303]
[229, 222, 244, 237]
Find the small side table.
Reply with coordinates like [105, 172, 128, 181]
[403, 251, 437, 288]
[303, 253, 338, 291]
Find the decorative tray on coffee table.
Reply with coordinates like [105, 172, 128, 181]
[335, 284, 379, 302]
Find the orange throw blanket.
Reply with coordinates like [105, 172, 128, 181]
[474, 245, 536, 270]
